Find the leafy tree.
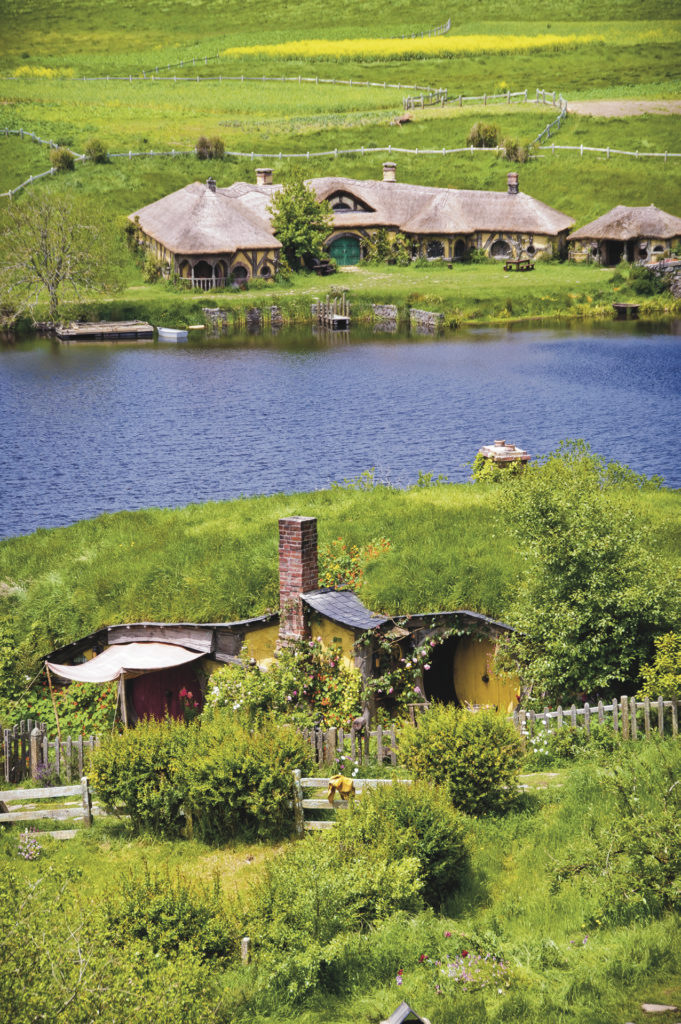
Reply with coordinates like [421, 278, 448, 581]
[268, 172, 333, 270]
[0, 192, 125, 323]
[638, 631, 681, 699]
[499, 440, 677, 703]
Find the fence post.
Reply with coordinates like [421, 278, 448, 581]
[620, 695, 629, 740]
[658, 696, 664, 737]
[643, 697, 651, 739]
[3, 729, 10, 783]
[556, 705, 563, 730]
[671, 698, 678, 737]
[598, 700, 604, 725]
[390, 724, 397, 767]
[241, 937, 251, 963]
[584, 702, 590, 737]
[81, 776, 93, 827]
[292, 769, 305, 837]
[30, 726, 42, 780]
[612, 699, 618, 734]
[629, 697, 637, 740]
[570, 704, 577, 728]
[324, 727, 337, 765]
[66, 736, 72, 781]
[376, 724, 383, 763]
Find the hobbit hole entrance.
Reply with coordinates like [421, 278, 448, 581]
[490, 239, 512, 259]
[128, 663, 203, 723]
[421, 636, 459, 705]
[329, 235, 361, 265]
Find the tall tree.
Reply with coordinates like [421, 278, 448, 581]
[499, 440, 677, 702]
[0, 191, 124, 324]
[268, 173, 333, 270]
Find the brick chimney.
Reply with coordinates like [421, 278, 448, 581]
[507, 172, 519, 195]
[206, 177, 217, 193]
[382, 161, 396, 182]
[256, 168, 273, 186]
[278, 516, 318, 641]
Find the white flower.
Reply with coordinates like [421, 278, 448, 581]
[212, 685, 220, 696]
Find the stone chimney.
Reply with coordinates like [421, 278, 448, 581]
[507, 172, 519, 195]
[206, 177, 217, 193]
[256, 168, 273, 186]
[382, 161, 396, 183]
[278, 516, 318, 641]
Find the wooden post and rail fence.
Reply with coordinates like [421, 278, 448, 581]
[2, 695, 678, 786]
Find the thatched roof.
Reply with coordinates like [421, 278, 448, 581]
[569, 205, 681, 242]
[222, 174, 574, 237]
[130, 172, 574, 257]
[129, 181, 281, 255]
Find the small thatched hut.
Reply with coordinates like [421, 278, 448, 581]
[568, 204, 681, 266]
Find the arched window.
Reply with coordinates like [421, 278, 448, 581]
[260, 264, 272, 277]
[193, 260, 213, 280]
[490, 239, 512, 260]
[231, 265, 248, 280]
[426, 239, 445, 259]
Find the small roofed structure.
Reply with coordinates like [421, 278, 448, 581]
[568, 204, 681, 266]
[380, 1003, 431, 1024]
[478, 439, 531, 465]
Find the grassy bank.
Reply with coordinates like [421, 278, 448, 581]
[1, 480, 679, 677]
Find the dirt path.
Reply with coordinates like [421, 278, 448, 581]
[567, 99, 681, 117]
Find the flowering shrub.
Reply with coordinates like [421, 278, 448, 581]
[206, 638, 363, 729]
[318, 536, 390, 591]
[366, 628, 465, 721]
[18, 829, 42, 861]
[17, 678, 118, 736]
[179, 687, 201, 723]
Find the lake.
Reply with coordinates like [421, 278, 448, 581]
[1, 320, 680, 539]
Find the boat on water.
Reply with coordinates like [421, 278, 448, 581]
[156, 327, 189, 342]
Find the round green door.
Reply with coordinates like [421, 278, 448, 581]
[329, 235, 361, 266]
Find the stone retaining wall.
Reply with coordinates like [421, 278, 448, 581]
[409, 308, 444, 333]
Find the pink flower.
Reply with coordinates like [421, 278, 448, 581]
[179, 688, 187, 698]
[424, 663, 431, 671]
[193, 701, 199, 708]
[292, 690, 297, 697]
[444, 931, 452, 938]
[462, 950, 468, 958]
[388, 686, 394, 695]
[396, 969, 403, 986]
[430, 640, 437, 647]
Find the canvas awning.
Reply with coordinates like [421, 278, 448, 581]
[45, 642, 205, 684]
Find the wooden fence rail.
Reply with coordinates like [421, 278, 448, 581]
[300, 722, 398, 766]
[292, 770, 412, 834]
[0, 777, 93, 829]
[513, 694, 679, 741]
[2, 721, 99, 783]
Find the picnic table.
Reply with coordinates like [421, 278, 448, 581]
[504, 257, 534, 272]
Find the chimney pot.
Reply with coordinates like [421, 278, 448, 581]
[206, 177, 217, 193]
[256, 168, 273, 186]
[507, 172, 519, 195]
[382, 161, 397, 183]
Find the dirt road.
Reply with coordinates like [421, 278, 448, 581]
[567, 99, 681, 117]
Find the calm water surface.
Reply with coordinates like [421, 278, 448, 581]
[1, 321, 680, 538]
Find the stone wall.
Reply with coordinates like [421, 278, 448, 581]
[372, 303, 399, 322]
[409, 308, 445, 333]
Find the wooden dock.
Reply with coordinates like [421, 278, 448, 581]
[55, 320, 155, 341]
[316, 293, 350, 330]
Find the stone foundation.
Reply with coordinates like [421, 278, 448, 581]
[409, 308, 445, 333]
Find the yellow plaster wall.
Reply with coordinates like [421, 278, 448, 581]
[241, 622, 281, 667]
[309, 615, 357, 667]
[453, 636, 519, 713]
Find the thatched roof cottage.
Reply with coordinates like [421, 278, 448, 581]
[129, 165, 574, 286]
[569, 204, 681, 266]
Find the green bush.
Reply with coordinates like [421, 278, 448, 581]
[501, 137, 529, 162]
[399, 705, 523, 815]
[90, 717, 189, 837]
[181, 710, 313, 842]
[49, 145, 75, 171]
[105, 866, 238, 962]
[467, 122, 498, 148]
[333, 780, 469, 904]
[83, 137, 108, 163]
[639, 632, 681, 698]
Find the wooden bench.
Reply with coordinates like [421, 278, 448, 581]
[292, 770, 411, 836]
[311, 257, 335, 276]
[0, 777, 93, 838]
[504, 257, 534, 272]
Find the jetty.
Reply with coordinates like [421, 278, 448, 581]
[315, 294, 350, 330]
[55, 321, 154, 341]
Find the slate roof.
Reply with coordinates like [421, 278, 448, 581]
[569, 204, 681, 241]
[302, 588, 390, 631]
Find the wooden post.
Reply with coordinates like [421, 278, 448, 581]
[584, 702, 590, 737]
[630, 697, 638, 740]
[45, 664, 62, 743]
[241, 937, 251, 964]
[119, 672, 128, 727]
[376, 724, 383, 764]
[55, 735, 61, 777]
[350, 725, 356, 760]
[644, 697, 651, 739]
[30, 727, 42, 780]
[598, 700, 604, 725]
[292, 769, 304, 837]
[529, 709, 536, 737]
[81, 776, 93, 826]
[77, 736, 84, 777]
[390, 724, 397, 767]
[570, 704, 577, 728]
[3, 728, 11, 783]
[612, 699, 618, 734]
[620, 696, 629, 740]
[658, 696, 664, 737]
[556, 705, 563, 730]
[324, 727, 337, 766]
[66, 736, 72, 782]
[671, 698, 678, 737]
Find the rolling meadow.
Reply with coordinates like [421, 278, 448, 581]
[2, 3, 681, 1022]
